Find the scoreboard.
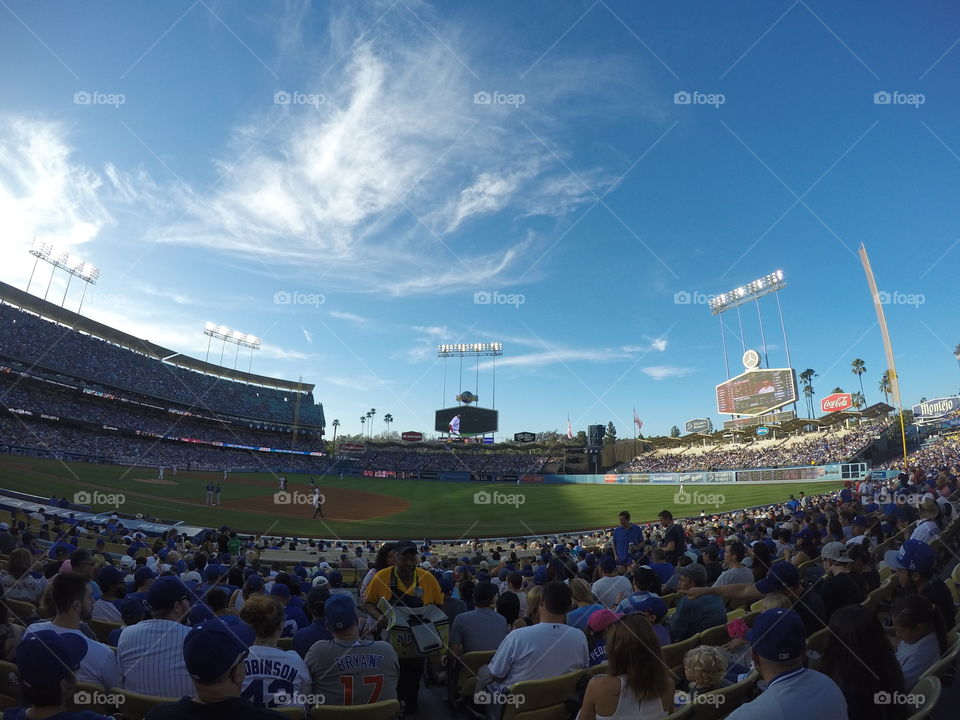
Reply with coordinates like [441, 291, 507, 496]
[716, 368, 797, 416]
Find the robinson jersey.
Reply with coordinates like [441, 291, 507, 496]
[241, 645, 312, 709]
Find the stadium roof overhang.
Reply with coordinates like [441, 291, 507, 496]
[0, 280, 313, 394]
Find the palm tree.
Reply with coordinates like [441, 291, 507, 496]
[851, 392, 865, 410]
[331, 418, 340, 455]
[368, 408, 376, 438]
[851, 358, 867, 404]
[798, 368, 818, 418]
[879, 370, 892, 405]
[832, 387, 844, 394]
[360, 416, 366, 437]
[383, 413, 393, 434]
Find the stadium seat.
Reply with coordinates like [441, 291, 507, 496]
[660, 593, 678, 609]
[0, 695, 15, 709]
[879, 565, 893, 582]
[805, 628, 829, 670]
[278, 636, 294, 651]
[1, 598, 37, 624]
[275, 707, 306, 719]
[688, 672, 758, 720]
[583, 662, 607, 679]
[662, 636, 699, 673]
[456, 650, 496, 701]
[502, 669, 584, 720]
[695, 624, 730, 647]
[116, 688, 178, 719]
[920, 634, 960, 688]
[310, 699, 401, 719]
[0, 660, 19, 701]
[905, 676, 941, 720]
[89, 618, 121, 644]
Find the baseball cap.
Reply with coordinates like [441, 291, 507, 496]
[312, 575, 330, 589]
[0, 522, 9, 531]
[852, 515, 869, 528]
[205, 565, 222, 582]
[587, 609, 623, 633]
[394, 539, 418, 554]
[307, 587, 331, 615]
[438, 576, 454, 594]
[533, 567, 548, 584]
[147, 576, 190, 611]
[755, 561, 800, 594]
[631, 595, 667, 622]
[97, 565, 125, 588]
[675, 564, 708, 587]
[119, 597, 149, 623]
[270, 583, 291, 598]
[748, 609, 806, 662]
[325, 594, 357, 631]
[182, 571, 202, 585]
[245, 574, 265, 591]
[133, 567, 155, 586]
[16, 630, 87, 689]
[820, 541, 853, 563]
[183, 619, 249, 683]
[599, 557, 617, 573]
[474, 582, 498, 606]
[884, 540, 935, 575]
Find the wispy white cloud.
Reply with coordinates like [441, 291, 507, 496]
[301, 326, 313, 344]
[480, 348, 629, 370]
[622, 338, 667, 353]
[329, 310, 370, 325]
[641, 365, 695, 380]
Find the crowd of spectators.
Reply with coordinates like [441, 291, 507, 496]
[359, 449, 547, 475]
[622, 420, 892, 473]
[0, 302, 324, 425]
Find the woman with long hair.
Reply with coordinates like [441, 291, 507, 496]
[820, 605, 906, 720]
[749, 542, 771, 583]
[513, 585, 543, 630]
[239, 594, 311, 710]
[577, 615, 674, 719]
[0, 548, 46, 605]
[568, 578, 604, 631]
[359, 542, 395, 605]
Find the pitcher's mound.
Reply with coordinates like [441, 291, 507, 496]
[134, 478, 179, 486]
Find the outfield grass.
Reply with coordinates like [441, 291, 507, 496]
[0, 455, 843, 539]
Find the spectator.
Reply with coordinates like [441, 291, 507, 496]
[24, 572, 120, 691]
[669, 566, 726, 642]
[8, 630, 114, 720]
[486, 582, 588, 691]
[910, 501, 941, 543]
[892, 594, 947, 690]
[305, 595, 399, 706]
[449, 582, 507, 658]
[725, 609, 847, 719]
[568, 578, 605, 631]
[577, 614, 674, 719]
[359, 543, 395, 605]
[647, 548, 674, 586]
[504, 572, 527, 617]
[624, 595, 671, 647]
[92, 565, 126, 622]
[0, 522, 15, 555]
[107, 597, 149, 647]
[591, 557, 632, 609]
[293, 587, 333, 658]
[145, 619, 284, 719]
[585, 609, 620, 667]
[713, 542, 753, 587]
[820, 605, 905, 720]
[238, 594, 311, 710]
[0, 548, 46, 605]
[611, 511, 643, 566]
[615, 568, 662, 615]
[884, 539, 955, 628]
[658, 510, 686, 565]
[815, 542, 865, 621]
[495, 590, 521, 628]
[117, 576, 193, 698]
[681, 645, 729, 700]
[0, 596, 24, 661]
[268, 584, 307, 638]
[513, 585, 542, 630]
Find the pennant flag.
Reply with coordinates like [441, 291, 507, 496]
[566, 417, 574, 440]
[633, 407, 643, 431]
[449, 414, 461, 436]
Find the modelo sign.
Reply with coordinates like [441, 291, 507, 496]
[685, 418, 713, 434]
[913, 396, 960, 420]
[401, 431, 423, 442]
[821, 393, 853, 413]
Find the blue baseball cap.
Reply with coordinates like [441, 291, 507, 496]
[755, 561, 800, 594]
[325, 594, 357, 631]
[119, 596, 149, 622]
[884, 540, 935, 575]
[147, 576, 190, 611]
[852, 515, 869, 527]
[631, 595, 667, 622]
[17, 630, 87, 689]
[328, 570, 342, 587]
[748, 609, 806, 662]
[133, 567, 155, 587]
[533, 567, 548, 584]
[183, 619, 249, 683]
[205, 565, 222, 582]
[97, 565, 125, 588]
[600, 556, 618, 573]
[438, 576, 454, 594]
[270, 583, 290, 598]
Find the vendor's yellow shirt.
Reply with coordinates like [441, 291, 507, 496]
[365, 566, 442, 607]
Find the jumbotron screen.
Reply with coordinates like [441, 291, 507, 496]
[716, 368, 797, 416]
[435, 406, 499, 435]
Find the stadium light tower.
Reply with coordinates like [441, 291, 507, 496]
[203, 322, 262, 372]
[708, 270, 790, 379]
[437, 343, 503, 409]
[26, 239, 101, 313]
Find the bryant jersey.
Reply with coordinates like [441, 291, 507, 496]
[305, 639, 399, 706]
[241, 645, 311, 709]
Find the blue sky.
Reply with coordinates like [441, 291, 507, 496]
[2, 0, 959, 439]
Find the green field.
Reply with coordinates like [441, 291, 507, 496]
[0, 455, 843, 539]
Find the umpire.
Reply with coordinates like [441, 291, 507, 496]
[364, 539, 442, 715]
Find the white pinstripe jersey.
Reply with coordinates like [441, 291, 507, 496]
[116, 618, 193, 698]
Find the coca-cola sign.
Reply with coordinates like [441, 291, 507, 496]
[401, 431, 423, 442]
[821, 393, 853, 413]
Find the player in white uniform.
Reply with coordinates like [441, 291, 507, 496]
[158, 466, 164, 480]
[312, 487, 324, 519]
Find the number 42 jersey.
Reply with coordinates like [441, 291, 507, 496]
[241, 645, 312, 709]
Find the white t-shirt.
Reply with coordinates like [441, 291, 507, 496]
[911, 520, 940, 544]
[92, 598, 122, 623]
[242, 644, 312, 709]
[488, 621, 589, 687]
[592, 575, 633, 609]
[25, 622, 120, 690]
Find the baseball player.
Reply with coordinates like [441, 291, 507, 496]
[158, 466, 165, 481]
[205, 481, 215, 506]
[312, 487, 324, 519]
[215, 482, 222, 506]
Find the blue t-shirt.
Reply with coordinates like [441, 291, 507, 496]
[588, 638, 607, 666]
[293, 620, 333, 658]
[612, 524, 644, 562]
[567, 603, 604, 631]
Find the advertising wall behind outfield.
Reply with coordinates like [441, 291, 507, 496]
[506, 462, 869, 484]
